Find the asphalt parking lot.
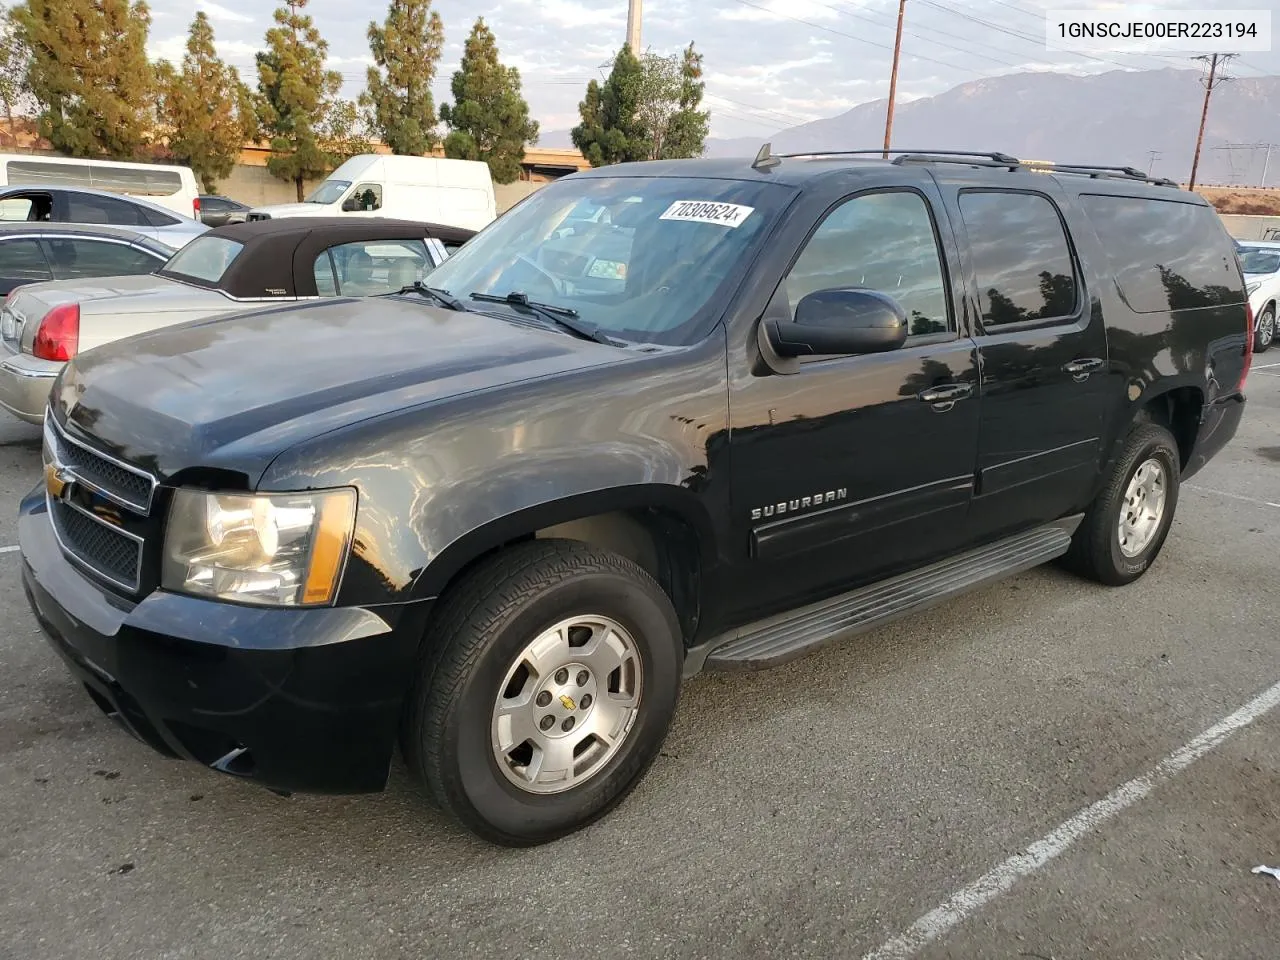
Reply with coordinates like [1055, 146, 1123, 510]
[1, 367, 1278, 960]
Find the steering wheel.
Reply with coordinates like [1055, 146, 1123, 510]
[512, 254, 566, 297]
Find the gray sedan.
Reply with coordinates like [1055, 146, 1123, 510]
[0, 222, 173, 296]
[0, 185, 208, 249]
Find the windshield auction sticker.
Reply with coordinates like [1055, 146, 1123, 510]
[659, 201, 755, 228]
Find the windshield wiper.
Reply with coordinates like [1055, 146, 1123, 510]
[394, 281, 468, 311]
[470, 290, 620, 346]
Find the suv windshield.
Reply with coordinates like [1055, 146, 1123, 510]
[1240, 249, 1280, 275]
[307, 180, 351, 204]
[423, 175, 794, 345]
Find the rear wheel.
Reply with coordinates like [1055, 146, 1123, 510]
[1063, 422, 1180, 586]
[402, 540, 682, 846]
[1255, 303, 1275, 353]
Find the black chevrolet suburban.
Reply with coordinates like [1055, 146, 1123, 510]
[19, 148, 1252, 846]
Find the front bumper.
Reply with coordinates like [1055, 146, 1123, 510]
[19, 487, 432, 794]
[0, 345, 59, 425]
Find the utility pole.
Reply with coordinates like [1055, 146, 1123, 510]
[1262, 142, 1273, 188]
[1188, 53, 1235, 190]
[883, 0, 907, 158]
[1146, 149, 1161, 175]
[626, 0, 642, 52]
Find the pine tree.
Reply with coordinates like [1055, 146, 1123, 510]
[439, 18, 538, 185]
[362, 0, 443, 155]
[0, 13, 35, 148]
[157, 12, 256, 193]
[12, 0, 155, 158]
[256, 0, 342, 200]
[319, 99, 372, 166]
[659, 43, 709, 160]
[571, 45, 648, 167]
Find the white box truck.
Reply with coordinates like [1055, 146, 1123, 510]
[247, 155, 497, 232]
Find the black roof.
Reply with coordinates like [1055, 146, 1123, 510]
[159, 216, 477, 299]
[573, 150, 1191, 198]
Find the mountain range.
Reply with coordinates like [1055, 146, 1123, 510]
[543, 68, 1280, 186]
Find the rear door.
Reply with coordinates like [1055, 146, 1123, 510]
[936, 176, 1112, 538]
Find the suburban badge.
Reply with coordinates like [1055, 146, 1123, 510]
[751, 488, 847, 521]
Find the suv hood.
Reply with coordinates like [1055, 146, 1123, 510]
[53, 297, 628, 484]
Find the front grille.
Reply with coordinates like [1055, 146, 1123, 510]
[43, 409, 157, 594]
[49, 497, 142, 590]
[46, 415, 155, 513]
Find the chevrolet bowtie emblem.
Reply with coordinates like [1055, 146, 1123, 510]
[44, 461, 70, 499]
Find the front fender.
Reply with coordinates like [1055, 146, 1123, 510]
[258, 332, 731, 607]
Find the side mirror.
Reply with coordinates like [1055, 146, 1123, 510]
[340, 197, 358, 212]
[764, 288, 909, 358]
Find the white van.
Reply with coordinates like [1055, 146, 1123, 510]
[0, 154, 201, 220]
[247, 154, 497, 232]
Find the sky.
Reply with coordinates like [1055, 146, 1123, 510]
[142, 0, 1280, 143]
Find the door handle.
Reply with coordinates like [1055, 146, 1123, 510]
[1063, 357, 1104, 380]
[917, 382, 973, 405]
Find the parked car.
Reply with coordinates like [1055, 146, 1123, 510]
[198, 195, 251, 227]
[0, 185, 208, 249]
[19, 150, 1249, 846]
[246, 154, 497, 232]
[0, 216, 473, 423]
[0, 222, 173, 296]
[0, 153, 201, 219]
[1237, 240, 1279, 351]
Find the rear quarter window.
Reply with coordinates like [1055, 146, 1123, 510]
[1078, 194, 1243, 313]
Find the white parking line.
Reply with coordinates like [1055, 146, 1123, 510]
[861, 679, 1280, 960]
[1185, 485, 1280, 509]
[0, 545, 18, 554]
[1254, 360, 1280, 369]
[1253, 371, 1280, 378]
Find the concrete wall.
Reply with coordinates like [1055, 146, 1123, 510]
[1220, 214, 1280, 241]
[219, 163, 324, 207]
[495, 180, 542, 212]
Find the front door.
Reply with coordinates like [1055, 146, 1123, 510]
[728, 186, 982, 623]
[938, 182, 1112, 538]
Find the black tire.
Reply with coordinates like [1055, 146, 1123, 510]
[401, 539, 683, 846]
[1062, 421, 1181, 586]
[1255, 303, 1276, 353]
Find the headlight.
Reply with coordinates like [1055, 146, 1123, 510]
[1246, 281, 1261, 294]
[162, 488, 357, 606]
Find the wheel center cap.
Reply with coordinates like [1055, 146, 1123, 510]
[534, 662, 598, 738]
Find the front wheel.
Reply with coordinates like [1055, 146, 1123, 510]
[1255, 303, 1275, 353]
[1062, 422, 1181, 586]
[402, 540, 683, 846]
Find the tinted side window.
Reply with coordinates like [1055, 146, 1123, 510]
[5, 160, 93, 189]
[64, 193, 145, 227]
[0, 238, 53, 282]
[1078, 194, 1242, 312]
[202, 197, 227, 212]
[781, 190, 950, 336]
[89, 163, 183, 197]
[142, 206, 181, 227]
[43, 238, 161, 279]
[959, 191, 1077, 327]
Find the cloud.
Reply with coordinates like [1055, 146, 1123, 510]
[195, 0, 253, 24]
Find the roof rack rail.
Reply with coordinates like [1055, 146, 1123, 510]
[773, 148, 1021, 165]
[754, 145, 1182, 188]
[1015, 159, 1180, 188]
